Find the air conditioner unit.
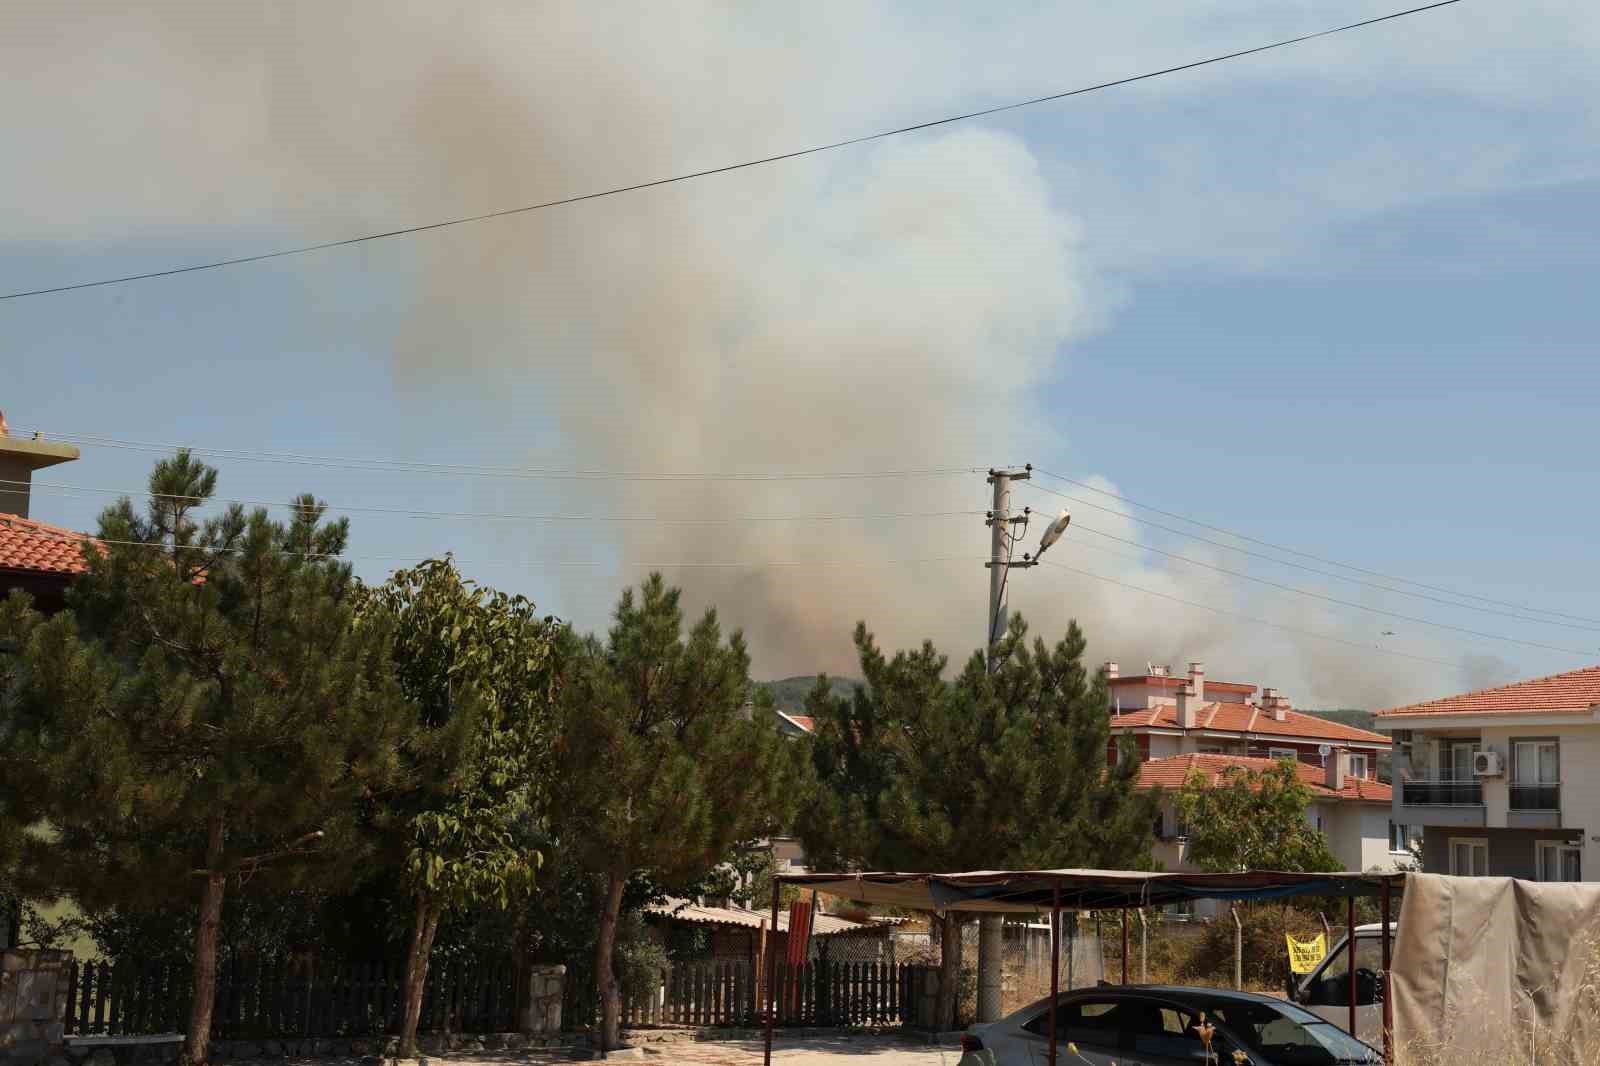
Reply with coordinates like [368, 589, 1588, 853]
[1473, 750, 1503, 777]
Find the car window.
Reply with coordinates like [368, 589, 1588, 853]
[1022, 999, 1126, 1052]
[1126, 1003, 1209, 1063]
[1204, 1001, 1380, 1065]
[1306, 936, 1386, 1006]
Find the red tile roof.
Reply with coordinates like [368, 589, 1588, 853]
[1136, 753, 1392, 803]
[0, 513, 97, 577]
[1109, 676, 1257, 694]
[788, 715, 815, 732]
[1109, 702, 1388, 745]
[1376, 664, 1600, 718]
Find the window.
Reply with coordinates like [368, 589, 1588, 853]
[1347, 753, 1370, 779]
[1389, 822, 1411, 854]
[1450, 838, 1489, 877]
[1023, 999, 1128, 1055]
[1446, 742, 1477, 781]
[1306, 935, 1386, 1007]
[1512, 740, 1560, 811]
[1537, 842, 1582, 882]
[1268, 746, 1299, 761]
[1198, 745, 1225, 754]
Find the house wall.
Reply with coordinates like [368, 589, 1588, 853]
[1401, 722, 1598, 880]
[1420, 827, 1581, 879]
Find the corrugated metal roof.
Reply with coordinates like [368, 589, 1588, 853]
[644, 898, 888, 936]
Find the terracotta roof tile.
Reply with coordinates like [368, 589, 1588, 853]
[1376, 664, 1600, 718]
[0, 513, 97, 577]
[1135, 753, 1391, 803]
[1109, 702, 1388, 744]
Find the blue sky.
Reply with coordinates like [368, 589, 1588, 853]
[5, 1, 1598, 708]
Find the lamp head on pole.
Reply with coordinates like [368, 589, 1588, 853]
[1034, 510, 1071, 559]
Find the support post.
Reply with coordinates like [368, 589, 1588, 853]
[764, 881, 779, 1066]
[977, 915, 1003, 1023]
[1231, 905, 1243, 990]
[1346, 895, 1358, 1039]
[1137, 909, 1148, 984]
[1120, 909, 1128, 984]
[1048, 884, 1061, 1066]
[1381, 881, 1393, 1064]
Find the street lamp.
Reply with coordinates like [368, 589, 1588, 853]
[1022, 509, 1071, 565]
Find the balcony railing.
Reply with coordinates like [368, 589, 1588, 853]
[1510, 783, 1561, 811]
[1401, 780, 1483, 806]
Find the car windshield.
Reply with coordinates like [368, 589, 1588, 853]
[1201, 1000, 1380, 1065]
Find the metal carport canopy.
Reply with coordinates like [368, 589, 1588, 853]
[774, 867, 1404, 912]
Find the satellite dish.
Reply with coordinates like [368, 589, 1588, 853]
[1318, 744, 1332, 757]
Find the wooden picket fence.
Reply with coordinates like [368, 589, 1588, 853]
[63, 956, 521, 1039]
[622, 960, 922, 1028]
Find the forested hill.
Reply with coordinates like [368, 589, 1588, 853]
[757, 675, 860, 714]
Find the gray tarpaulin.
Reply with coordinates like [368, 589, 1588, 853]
[1391, 873, 1600, 1065]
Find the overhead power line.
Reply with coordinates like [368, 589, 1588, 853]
[1023, 477, 1600, 629]
[18, 431, 980, 482]
[0, 0, 1464, 302]
[1053, 523, 1598, 655]
[1034, 561, 1461, 669]
[17, 478, 983, 525]
[0, 524, 978, 571]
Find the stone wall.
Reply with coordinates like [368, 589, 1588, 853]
[1, 950, 71, 1064]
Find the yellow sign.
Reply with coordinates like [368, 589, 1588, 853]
[1286, 932, 1327, 975]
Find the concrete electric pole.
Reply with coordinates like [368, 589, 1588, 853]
[977, 466, 1031, 1025]
[974, 468, 1072, 1023]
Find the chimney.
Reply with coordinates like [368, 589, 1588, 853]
[1177, 683, 1200, 729]
[1187, 661, 1205, 703]
[1104, 661, 1119, 680]
[1262, 688, 1289, 722]
[1325, 748, 1348, 792]
[0, 416, 79, 519]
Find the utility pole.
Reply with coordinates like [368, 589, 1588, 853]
[985, 465, 1033, 656]
[977, 465, 1032, 1025]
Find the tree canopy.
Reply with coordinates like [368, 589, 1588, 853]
[355, 557, 562, 1053]
[1173, 759, 1341, 873]
[551, 573, 813, 1049]
[0, 452, 412, 1065]
[797, 612, 1156, 1026]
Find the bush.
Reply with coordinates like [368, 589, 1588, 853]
[1178, 904, 1329, 992]
[613, 912, 668, 1007]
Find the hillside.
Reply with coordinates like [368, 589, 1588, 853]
[757, 675, 860, 714]
[1301, 708, 1380, 734]
[1303, 708, 1390, 783]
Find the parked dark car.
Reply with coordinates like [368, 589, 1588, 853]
[958, 984, 1381, 1065]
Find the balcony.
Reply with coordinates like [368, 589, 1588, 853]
[1402, 780, 1483, 806]
[1509, 783, 1562, 829]
[1398, 779, 1485, 828]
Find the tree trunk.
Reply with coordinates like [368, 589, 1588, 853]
[399, 894, 442, 1055]
[186, 816, 227, 1066]
[594, 871, 627, 1053]
[935, 913, 962, 1031]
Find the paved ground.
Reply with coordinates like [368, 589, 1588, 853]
[425, 1035, 958, 1065]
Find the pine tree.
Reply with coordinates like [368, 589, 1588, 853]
[798, 613, 1156, 1028]
[551, 574, 812, 1050]
[0, 452, 411, 1065]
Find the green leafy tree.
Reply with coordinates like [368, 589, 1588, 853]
[356, 558, 561, 1054]
[0, 452, 410, 1066]
[552, 574, 813, 1050]
[1173, 759, 1341, 873]
[798, 613, 1156, 1028]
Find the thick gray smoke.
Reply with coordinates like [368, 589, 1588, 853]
[8, 1, 1575, 707]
